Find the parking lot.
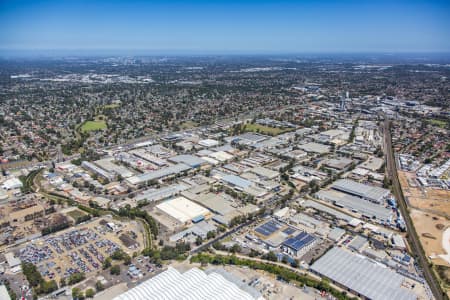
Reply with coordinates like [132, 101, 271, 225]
[16, 217, 145, 283]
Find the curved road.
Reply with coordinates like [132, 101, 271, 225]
[384, 119, 444, 300]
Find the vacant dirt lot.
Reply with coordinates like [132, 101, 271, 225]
[410, 209, 450, 267]
[399, 171, 450, 217]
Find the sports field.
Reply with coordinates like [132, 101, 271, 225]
[243, 123, 294, 136]
[80, 120, 107, 132]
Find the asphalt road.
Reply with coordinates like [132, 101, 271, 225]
[383, 118, 444, 300]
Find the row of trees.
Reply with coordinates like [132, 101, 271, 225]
[114, 205, 158, 237]
[142, 242, 191, 263]
[190, 254, 356, 300]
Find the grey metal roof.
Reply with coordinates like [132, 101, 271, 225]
[331, 179, 390, 203]
[128, 163, 191, 184]
[302, 200, 354, 222]
[328, 227, 345, 241]
[311, 247, 417, 300]
[222, 174, 252, 189]
[316, 189, 392, 221]
[136, 184, 189, 202]
[169, 155, 207, 167]
[348, 235, 368, 251]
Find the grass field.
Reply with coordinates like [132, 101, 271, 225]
[102, 103, 120, 109]
[80, 120, 107, 132]
[428, 119, 448, 128]
[243, 123, 294, 136]
[66, 209, 88, 221]
[180, 120, 198, 129]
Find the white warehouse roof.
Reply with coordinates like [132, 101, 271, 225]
[113, 267, 260, 300]
[156, 197, 210, 223]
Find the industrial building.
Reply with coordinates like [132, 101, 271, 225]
[221, 174, 253, 191]
[0, 285, 11, 300]
[310, 247, 417, 300]
[281, 232, 317, 257]
[113, 267, 261, 300]
[126, 163, 191, 185]
[298, 142, 330, 154]
[229, 133, 269, 146]
[155, 197, 211, 225]
[81, 161, 114, 181]
[315, 189, 393, 222]
[328, 227, 345, 242]
[198, 139, 219, 148]
[135, 184, 189, 202]
[168, 155, 208, 168]
[94, 158, 135, 178]
[1, 177, 23, 190]
[330, 179, 390, 204]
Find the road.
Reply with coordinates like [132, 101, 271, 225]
[383, 118, 444, 300]
[190, 217, 259, 254]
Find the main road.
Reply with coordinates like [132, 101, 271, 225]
[383, 118, 444, 300]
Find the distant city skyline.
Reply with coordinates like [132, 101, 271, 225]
[1, 0, 449, 54]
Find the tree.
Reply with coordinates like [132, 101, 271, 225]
[110, 265, 121, 275]
[95, 281, 105, 292]
[72, 288, 85, 300]
[68, 272, 86, 285]
[262, 251, 277, 262]
[85, 288, 95, 298]
[195, 236, 203, 246]
[123, 254, 132, 265]
[206, 230, 216, 239]
[230, 244, 241, 253]
[102, 257, 112, 269]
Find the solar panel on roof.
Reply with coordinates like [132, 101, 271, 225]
[283, 232, 316, 251]
[283, 227, 295, 235]
[254, 220, 282, 236]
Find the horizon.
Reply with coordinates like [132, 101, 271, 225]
[1, 0, 449, 54]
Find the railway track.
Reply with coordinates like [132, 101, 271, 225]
[384, 119, 445, 300]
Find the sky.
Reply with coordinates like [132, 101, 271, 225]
[0, 0, 449, 54]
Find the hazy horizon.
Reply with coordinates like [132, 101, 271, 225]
[1, 0, 449, 54]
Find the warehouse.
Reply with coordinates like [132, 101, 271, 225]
[1, 177, 23, 190]
[328, 227, 346, 242]
[310, 247, 417, 300]
[301, 200, 355, 223]
[315, 190, 392, 222]
[113, 267, 260, 300]
[198, 139, 219, 148]
[248, 166, 279, 180]
[94, 158, 135, 178]
[126, 163, 191, 185]
[330, 179, 390, 204]
[323, 157, 354, 170]
[298, 142, 330, 154]
[136, 184, 189, 202]
[156, 197, 210, 225]
[229, 133, 269, 145]
[81, 161, 114, 181]
[168, 155, 208, 168]
[221, 174, 253, 191]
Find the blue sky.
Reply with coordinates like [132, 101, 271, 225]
[0, 0, 449, 53]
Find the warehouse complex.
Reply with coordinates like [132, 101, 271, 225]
[156, 197, 211, 224]
[316, 189, 393, 223]
[310, 247, 416, 300]
[330, 179, 390, 204]
[113, 267, 262, 300]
